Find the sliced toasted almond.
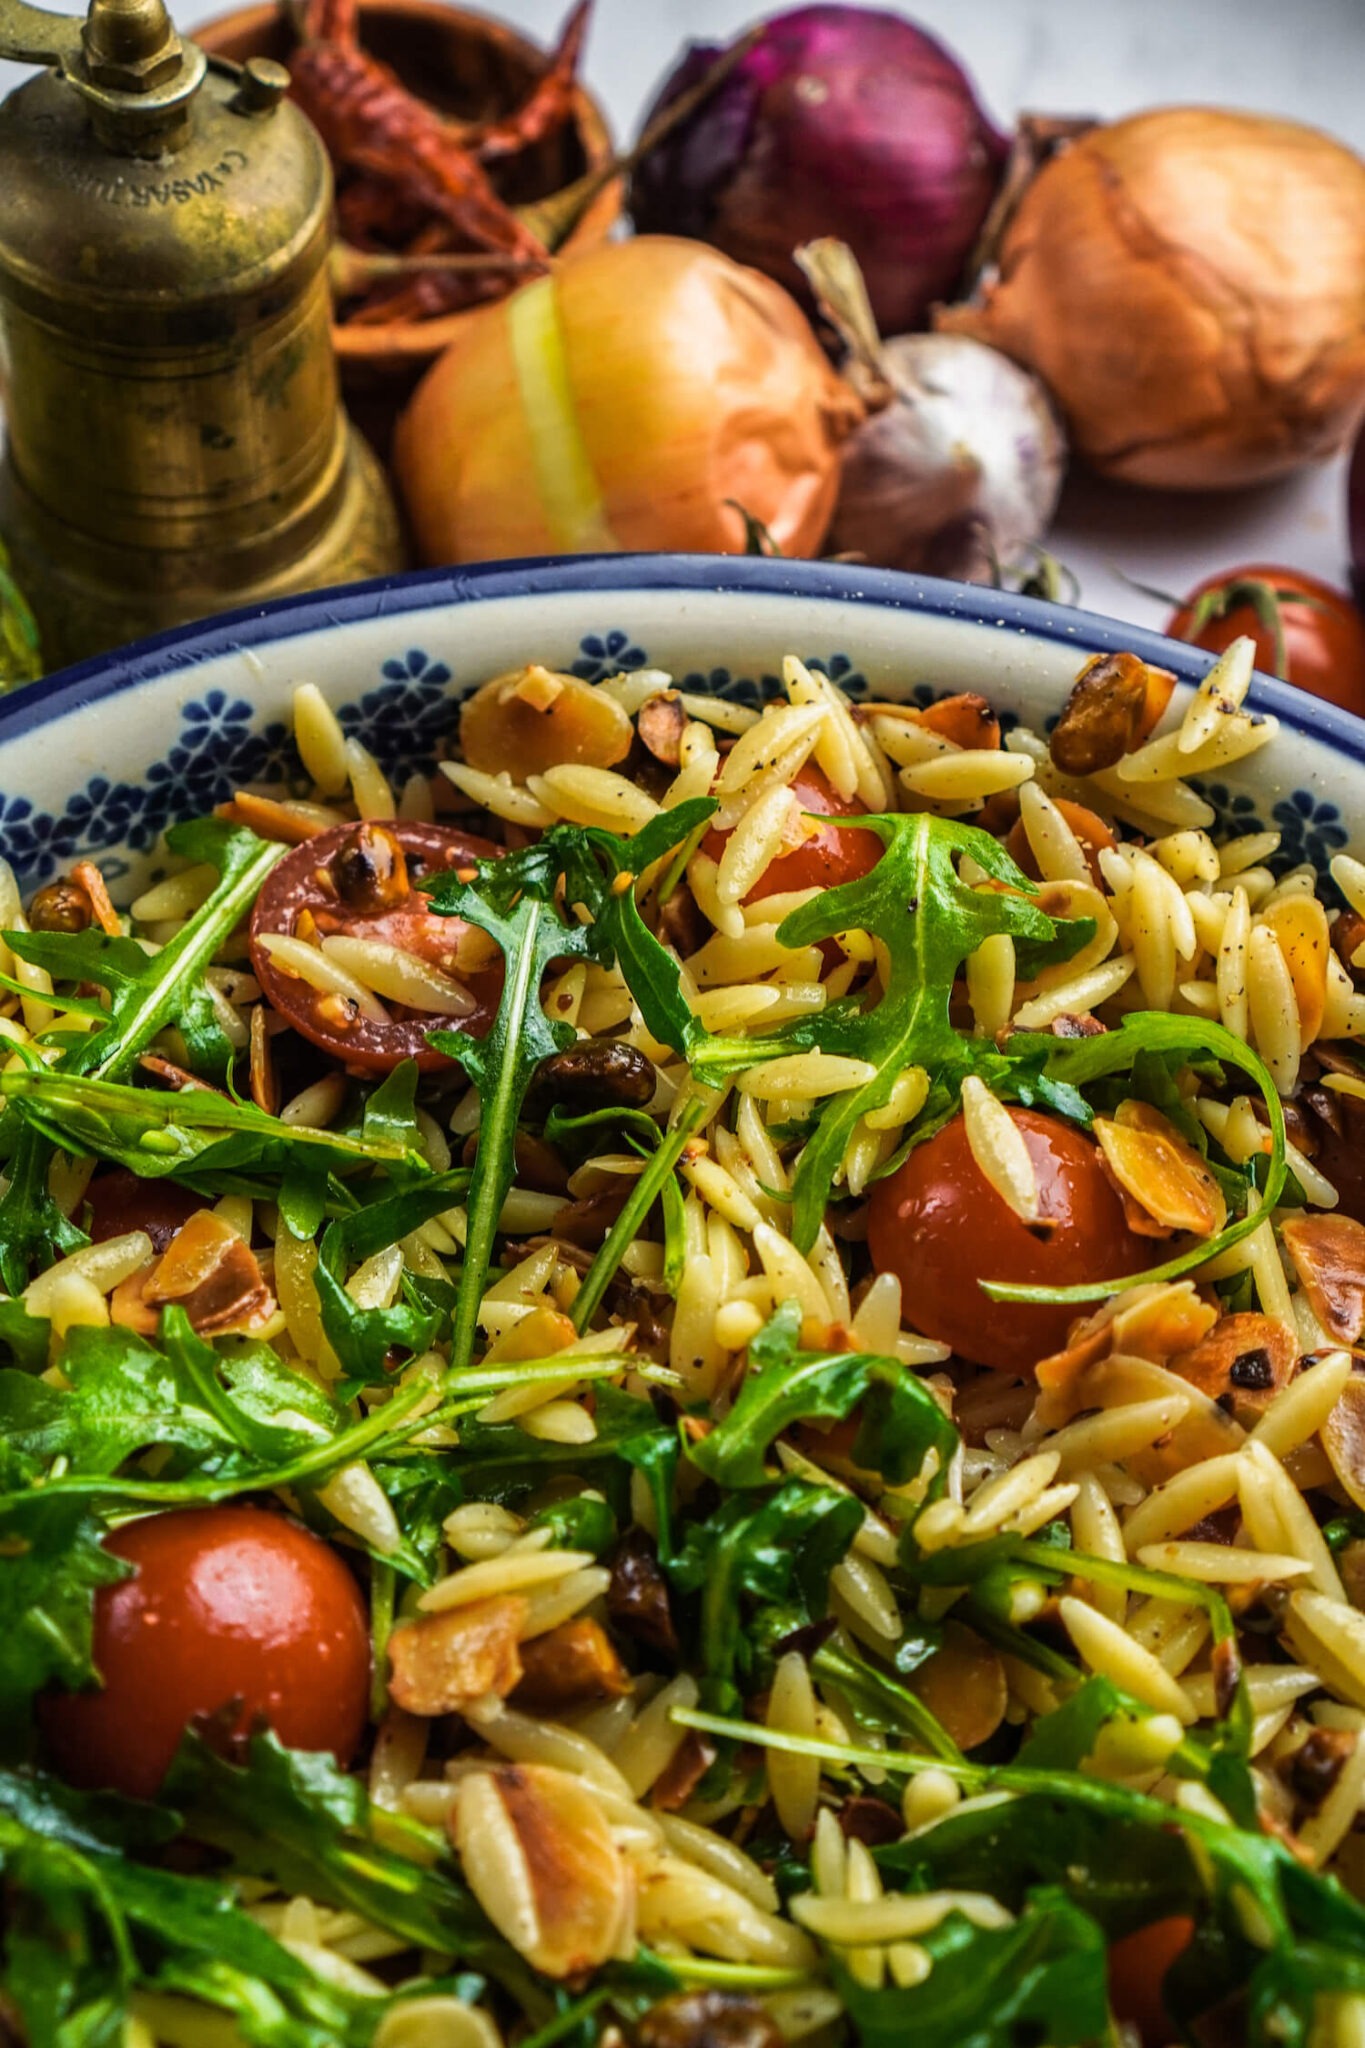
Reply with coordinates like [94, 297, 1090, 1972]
[459, 667, 633, 778]
[960, 1075, 1039, 1225]
[1093, 1101, 1226, 1238]
[1260, 896, 1331, 1051]
[451, 1763, 633, 1977]
[1168, 1311, 1298, 1425]
[388, 1595, 527, 1716]
[113, 1209, 275, 1338]
[1322, 1375, 1365, 1515]
[906, 1621, 1007, 1751]
[1282, 1214, 1365, 1345]
[513, 1618, 633, 1713]
[1034, 1282, 1220, 1429]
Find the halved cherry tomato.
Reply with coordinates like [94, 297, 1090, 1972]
[39, 1505, 370, 1799]
[701, 765, 882, 900]
[85, 1168, 201, 1252]
[248, 820, 502, 1074]
[1166, 565, 1365, 718]
[1107, 1915, 1196, 2046]
[866, 1108, 1150, 1374]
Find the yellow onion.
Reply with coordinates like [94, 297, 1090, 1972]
[941, 108, 1365, 490]
[395, 235, 862, 563]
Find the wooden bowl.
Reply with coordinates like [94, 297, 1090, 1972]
[196, 0, 619, 428]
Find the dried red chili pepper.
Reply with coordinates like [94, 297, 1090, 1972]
[473, 0, 592, 163]
[288, 41, 548, 264]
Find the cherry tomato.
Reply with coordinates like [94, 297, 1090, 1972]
[39, 1505, 370, 1798]
[248, 820, 502, 1075]
[702, 765, 882, 900]
[1107, 1916, 1196, 2046]
[1166, 565, 1365, 718]
[866, 1108, 1150, 1373]
[85, 1168, 201, 1252]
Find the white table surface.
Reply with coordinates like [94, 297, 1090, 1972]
[4, 0, 1365, 635]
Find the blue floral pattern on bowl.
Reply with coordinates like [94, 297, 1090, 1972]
[0, 590, 1358, 905]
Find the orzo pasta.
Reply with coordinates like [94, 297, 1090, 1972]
[7, 640, 1365, 2045]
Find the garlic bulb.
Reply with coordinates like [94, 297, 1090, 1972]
[798, 237, 1065, 582]
[829, 330, 1065, 580]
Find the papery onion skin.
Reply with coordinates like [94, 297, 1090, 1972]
[629, 5, 1008, 338]
[394, 235, 862, 565]
[942, 108, 1365, 490]
[828, 331, 1066, 579]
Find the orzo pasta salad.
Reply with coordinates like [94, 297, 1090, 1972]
[8, 641, 1365, 2046]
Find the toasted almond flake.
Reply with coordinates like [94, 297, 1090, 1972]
[451, 1764, 631, 1978]
[1094, 1100, 1227, 1237]
[960, 1075, 1038, 1224]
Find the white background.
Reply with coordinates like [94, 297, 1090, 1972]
[5, 0, 1365, 631]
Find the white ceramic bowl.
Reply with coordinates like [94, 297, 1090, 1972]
[0, 556, 1358, 896]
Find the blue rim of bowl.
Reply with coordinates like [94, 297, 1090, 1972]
[3, 553, 1364, 765]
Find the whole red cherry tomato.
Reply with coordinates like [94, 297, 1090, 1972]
[1107, 1916, 1196, 2046]
[39, 1505, 370, 1798]
[249, 820, 502, 1075]
[702, 764, 882, 900]
[1166, 565, 1365, 718]
[866, 1108, 1150, 1373]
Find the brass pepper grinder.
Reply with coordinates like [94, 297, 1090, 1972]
[0, 0, 404, 669]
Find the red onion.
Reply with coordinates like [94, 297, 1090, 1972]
[629, 5, 1008, 337]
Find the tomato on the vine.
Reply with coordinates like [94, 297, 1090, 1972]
[1166, 564, 1365, 718]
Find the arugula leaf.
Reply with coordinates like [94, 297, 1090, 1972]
[422, 806, 711, 1372]
[0, 1293, 50, 1370]
[668, 1477, 862, 1701]
[687, 815, 1085, 1251]
[424, 874, 592, 1374]
[0, 821, 281, 1289]
[313, 1174, 471, 1385]
[0, 1476, 127, 1752]
[164, 1729, 539, 2003]
[0, 1065, 432, 1193]
[835, 1891, 1109, 2048]
[0, 1766, 372, 2046]
[0, 1314, 327, 1482]
[6, 820, 278, 1087]
[688, 1302, 957, 1492]
[811, 1637, 961, 1764]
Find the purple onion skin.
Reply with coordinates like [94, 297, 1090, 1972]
[630, 5, 1008, 336]
[1351, 420, 1365, 609]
